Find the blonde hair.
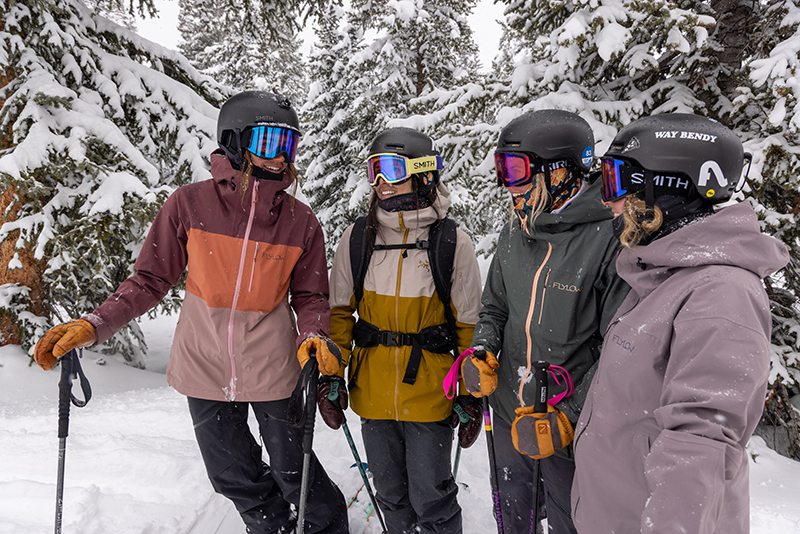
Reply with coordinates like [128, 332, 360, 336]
[509, 173, 548, 234]
[239, 152, 298, 210]
[618, 195, 664, 248]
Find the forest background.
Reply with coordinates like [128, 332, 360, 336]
[1, 0, 800, 459]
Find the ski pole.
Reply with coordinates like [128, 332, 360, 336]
[530, 360, 549, 534]
[452, 442, 462, 480]
[474, 349, 503, 534]
[297, 355, 319, 534]
[327, 381, 387, 533]
[55, 349, 92, 534]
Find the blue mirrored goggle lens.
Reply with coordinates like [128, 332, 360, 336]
[367, 154, 410, 186]
[495, 153, 534, 187]
[601, 158, 628, 201]
[246, 126, 299, 162]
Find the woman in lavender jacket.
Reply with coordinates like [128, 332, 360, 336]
[571, 113, 789, 534]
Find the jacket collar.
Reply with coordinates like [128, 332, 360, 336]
[210, 149, 293, 210]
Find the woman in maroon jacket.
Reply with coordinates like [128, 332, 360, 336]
[33, 91, 349, 534]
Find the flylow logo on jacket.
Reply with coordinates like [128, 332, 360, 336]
[612, 334, 635, 352]
[261, 252, 284, 261]
[551, 281, 582, 293]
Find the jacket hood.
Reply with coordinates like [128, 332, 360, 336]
[618, 202, 789, 296]
[210, 149, 294, 200]
[523, 178, 614, 235]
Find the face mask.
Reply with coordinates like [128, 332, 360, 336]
[378, 192, 432, 212]
[251, 165, 284, 181]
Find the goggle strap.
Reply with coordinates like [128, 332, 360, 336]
[645, 169, 655, 211]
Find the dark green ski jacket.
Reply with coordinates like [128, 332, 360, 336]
[472, 179, 630, 453]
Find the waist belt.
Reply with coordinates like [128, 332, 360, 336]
[350, 319, 453, 386]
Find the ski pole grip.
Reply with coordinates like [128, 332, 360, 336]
[57, 351, 75, 439]
[532, 361, 549, 413]
[302, 354, 319, 454]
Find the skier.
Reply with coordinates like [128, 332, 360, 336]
[33, 90, 349, 534]
[571, 113, 789, 534]
[461, 110, 630, 533]
[324, 128, 483, 534]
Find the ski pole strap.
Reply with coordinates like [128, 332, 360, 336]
[546, 365, 574, 406]
[287, 357, 319, 427]
[443, 347, 473, 400]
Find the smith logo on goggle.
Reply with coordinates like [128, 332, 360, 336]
[655, 131, 718, 143]
[411, 157, 440, 171]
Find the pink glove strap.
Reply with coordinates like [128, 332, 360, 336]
[547, 365, 575, 406]
[443, 347, 475, 400]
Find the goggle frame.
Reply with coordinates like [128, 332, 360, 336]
[366, 153, 443, 186]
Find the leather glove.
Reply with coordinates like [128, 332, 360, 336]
[318, 376, 348, 430]
[34, 319, 97, 371]
[461, 348, 499, 397]
[512, 404, 574, 459]
[297, 336, 342, 376]
[451, 395, 482, 448]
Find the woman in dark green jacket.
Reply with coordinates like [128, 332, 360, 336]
[461, 110, 629, 534]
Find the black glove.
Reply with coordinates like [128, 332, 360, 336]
[452, 395, 482, 448]
[318, 376, 348, 430]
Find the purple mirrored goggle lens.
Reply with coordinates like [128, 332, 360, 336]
[494, 153, 549, 188]
[495, 153, 531, 187]
[246, 126, 299, 162]
[601, 158, 628, 202]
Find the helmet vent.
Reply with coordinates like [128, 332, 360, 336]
[386, 143, 404, 150]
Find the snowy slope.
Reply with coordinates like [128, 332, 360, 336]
[1, 311, 799, 534]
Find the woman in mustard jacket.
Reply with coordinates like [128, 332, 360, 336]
[327, 128, 483, 534]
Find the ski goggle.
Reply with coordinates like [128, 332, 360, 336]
[494, 152, 546, 187]
[245, 126, 299, 163]
[601, 157, 632, 202]
[366, 153, 443, 186]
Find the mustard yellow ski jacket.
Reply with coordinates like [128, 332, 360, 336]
[329, 183, 482, 422]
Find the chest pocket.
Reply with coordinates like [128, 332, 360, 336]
[537, 267, 586, 344]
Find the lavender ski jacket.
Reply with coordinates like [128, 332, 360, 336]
[84, 150, 330, 402]
[571, 202, 789, 534]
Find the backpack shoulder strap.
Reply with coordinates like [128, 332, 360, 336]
[428, 217, 459, 354]
[349, 216, 372, 310]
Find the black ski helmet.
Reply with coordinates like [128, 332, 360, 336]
[496, 110, 595, 173]
[604, 113, 745, 204]
[217, 91, 301, 170]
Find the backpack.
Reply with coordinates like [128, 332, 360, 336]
[347, 216, 460, 383]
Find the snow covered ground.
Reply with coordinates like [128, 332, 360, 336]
[1, 311, 800, 534]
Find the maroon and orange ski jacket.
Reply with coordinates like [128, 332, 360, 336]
[84, 150, 330, 402]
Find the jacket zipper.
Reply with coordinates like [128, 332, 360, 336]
[394, 213, 409, 419]
[518, 242, 553, 407]
[226, 180, 259, 401]
[248, 242, 260, 292]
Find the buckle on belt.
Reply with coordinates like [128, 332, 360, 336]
[379, 331, 412, 347]
[380, 331, 400, 346]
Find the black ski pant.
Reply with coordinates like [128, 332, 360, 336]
[361, 417, 462, 534]
[493, 414, 578, 534]
[187, 397, 348, 534]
